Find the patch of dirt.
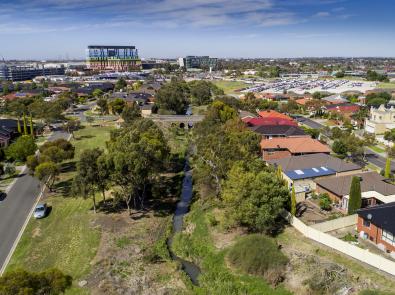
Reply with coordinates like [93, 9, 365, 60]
[84, 211, 188, 295]
[32, 227, 42, 238]
[211, 227, 246, 250]
[280, 227, 395, 295]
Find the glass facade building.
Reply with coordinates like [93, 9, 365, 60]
[86, 45, 142, 71]
[183, 56, 218, 70]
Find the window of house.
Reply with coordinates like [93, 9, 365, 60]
[363, 219, 370, 228]
[382, 230, 395, 246]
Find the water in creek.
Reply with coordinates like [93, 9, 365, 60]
[167, 161, 201, 285]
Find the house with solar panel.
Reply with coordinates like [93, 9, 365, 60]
[268, 153, 362, 201]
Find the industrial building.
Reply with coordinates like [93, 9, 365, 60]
[86, 45, 142, 71]
[0, 63, 65, 81]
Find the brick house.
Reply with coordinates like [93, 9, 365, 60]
[260, 137, 331, 161]
[315, 172, 395, 212]
[357, 202, 395, 254]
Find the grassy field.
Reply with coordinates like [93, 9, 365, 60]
[212, 80, 250, 94]
[378, 82, 395, 89]
[6, 124, 114, 294]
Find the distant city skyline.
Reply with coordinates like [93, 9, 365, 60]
[1, 0, 395, 59]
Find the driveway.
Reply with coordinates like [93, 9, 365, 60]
[0, 130, 70, 274]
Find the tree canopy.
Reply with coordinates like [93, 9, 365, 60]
[0, 268, 72, 295]
[155, 79, 190, 114]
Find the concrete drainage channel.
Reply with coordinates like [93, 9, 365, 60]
[167, 161, 201, 285]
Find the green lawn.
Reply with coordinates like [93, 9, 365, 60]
[73, 124, 114, 158]
[6, 125, 114, 294]
[378, 82, 395, 89]
[368, 145, 386, 154]
[212, 80, 250, 94]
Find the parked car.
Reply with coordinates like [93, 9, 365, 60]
[0, 192, 6, 202]
[33, 203, 48, 219]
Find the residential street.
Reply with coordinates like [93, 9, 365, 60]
[0, 130, 70, 274]
[364, 148, 395, 170]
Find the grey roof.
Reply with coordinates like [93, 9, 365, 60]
[268, 153, 361, 173]
[251, 125, 306, 137]
[358, 202, 395, 234]
[315, 172, 395, 197]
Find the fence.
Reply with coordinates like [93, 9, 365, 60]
[311, 214, 357, 233]
[283, 212, 395, 277]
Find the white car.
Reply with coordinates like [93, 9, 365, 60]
[33, 203, 48, 219]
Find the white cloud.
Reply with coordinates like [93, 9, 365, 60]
[314, 11, 331, 17]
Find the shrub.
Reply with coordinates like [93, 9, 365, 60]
[319, 193, 331, 211]
[227, 234, 288, 286]
[0, 268, 72, 295]
[4, 163, 16, 176]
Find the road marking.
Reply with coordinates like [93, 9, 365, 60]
[0, 183, 46, 275]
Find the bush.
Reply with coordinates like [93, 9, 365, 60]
[227, 234, 288, 285]
[0, 268, 72, 295]
[6, 135, 37, 161]
[4, 163, 16, 176]
[319, 193, 332, 211]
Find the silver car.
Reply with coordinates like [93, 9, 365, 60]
[33, 203, 48, 219]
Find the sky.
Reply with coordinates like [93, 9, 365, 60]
[0, 0, 394, 59]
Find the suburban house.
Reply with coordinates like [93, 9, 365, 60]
[258, 110, 294, 121]
[323, 103, 360, 118]
[242, 116, 298, 127]
[322, 94, 348, 105]
[268, 153, 362, 200]
[315, 172, 395, 212]
[0, 119, 22, 147]
[260, 137, 331, 161]
[251, 125, 307, 139]
[110, 92, 153, 105]
[365, 105, 395, 134]
[357, 202, 395, 255]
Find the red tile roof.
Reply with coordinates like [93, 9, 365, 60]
[258, 110, 293, 121]
[242, 117, 298, 127]
[260, 137, 331, 154]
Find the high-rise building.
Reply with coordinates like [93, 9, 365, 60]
[86, 45, 142, 72]
[179, 56, 218, 70]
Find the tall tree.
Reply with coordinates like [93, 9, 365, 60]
[72, 148, 104, 213]
[221, 160, 290, 233]
[108, 119, 169, 213]
[156, 79, 189, 114]
[23, 113, 28, 135]
[385, 156, 391, 178]
[348, 176, 362, 214]
[97, 98, 108, 115]
[17, 118, 21, 134]
[35, 161, 60, 191]
[29, 114, 34, 137]
[121, 103, 141, 124]
[291, 185, 297, 216]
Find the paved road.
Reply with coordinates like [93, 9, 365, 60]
[364, 148, 395, 170]
[0, 130, 70, 274]
[295, 116, 325, 129]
